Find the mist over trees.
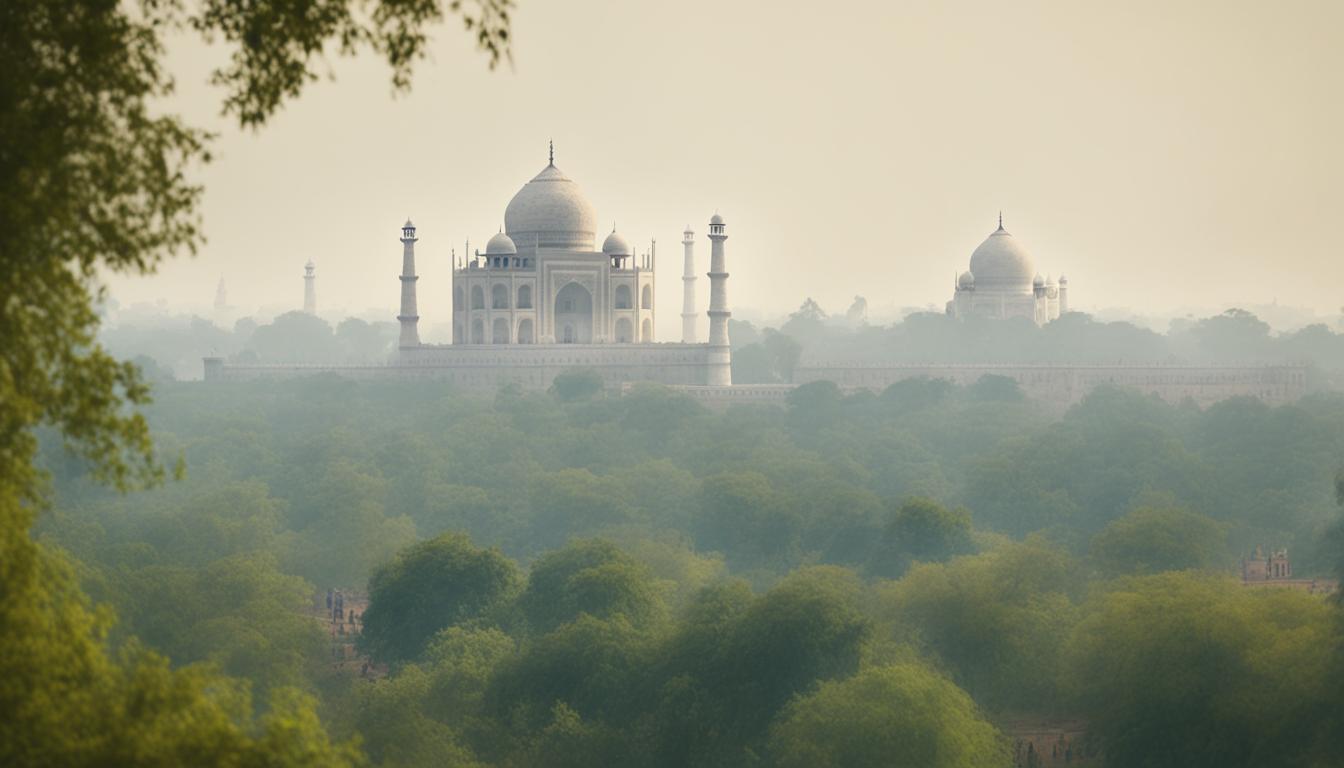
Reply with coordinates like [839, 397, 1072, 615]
[23, 375, 1344, 766]
[731, 302, 1344, 385]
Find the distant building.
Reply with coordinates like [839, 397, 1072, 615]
[1241, 546, 1338, 596]
[303, 259, 317, 315]
[209, 143, 735, 389]
[947, 215, 1068, 325]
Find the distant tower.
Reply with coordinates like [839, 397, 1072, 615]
[398, 220, 420, 347]
[214, 276, 228, 313]
[681, 226, 698, 343]
[1058, 274, 1070, 314]
[303, 260, 316, 314]
[706, 213, 731, 385]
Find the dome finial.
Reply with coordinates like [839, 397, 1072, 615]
[998, 211, 1003, 230]
[548, 139, 554, 166]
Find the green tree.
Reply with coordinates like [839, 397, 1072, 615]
[515, 540, 667, 635]
[695, 471, 800, 570]
[2, 0, 510, 760]
[248, 311, 340, 364]
[871, 497, 973, 577]
[360, 532, 520, 664]
[763, 328, 803, 382]
[1063, 573, 1337, 767]
[877, 540, 1078, 710]
[768, 664, 1011, 768]
[549, 368, 605, 402]
[1088, 506, 1226, 576]
[654, 567, 871, 762]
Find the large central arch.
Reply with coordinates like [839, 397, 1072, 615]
[553, 282, 594, 343]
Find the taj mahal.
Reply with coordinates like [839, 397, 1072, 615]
[947, 215, 1069, 325]
[372, 143, 732, 389]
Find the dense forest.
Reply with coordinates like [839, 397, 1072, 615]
[31, 376, 1344, 766]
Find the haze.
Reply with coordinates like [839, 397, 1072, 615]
[106, 0, 1344, 335]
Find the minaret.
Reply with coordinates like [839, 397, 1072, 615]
[681, 226, 697, 343]
[303, 260, 316, 314]
[214, 276, 228, 313]
[398, 219, 420, 347]
[1058, 274, 1070, 314]
[706, 213, 731, 385]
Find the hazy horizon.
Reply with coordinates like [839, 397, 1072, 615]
[104, 0, 1344, 339]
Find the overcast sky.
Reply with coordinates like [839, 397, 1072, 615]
[105, 0, 1344, 337]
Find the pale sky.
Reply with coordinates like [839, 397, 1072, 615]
[107, 0, 1344, 338]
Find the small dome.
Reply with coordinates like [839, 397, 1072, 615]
[403, 218, 414, 229]
[486, 230, 517, 256]
[709, 213, 724, 226]
[1033, 273, 1045, 287]
[958, 271, 975, 289]
[305, 258, 315, 269]
[1046, 275, 1057, 286]
[968, 222, 1036, 294]
[602, 228, 631, 256]
[1058, 274, 1069, 284]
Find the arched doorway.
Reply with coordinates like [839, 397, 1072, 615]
[471, 318, 484, 344]
[492, 317, 510, 344]
[517, 318, 534, 344]
[615, 317, 633, 343]
[553, 282, 593, 343]
[471, 285, 484, 309]
[614, 284, 632, 309]
[641, 284, 652, 309]
[641, 318, 652, 342]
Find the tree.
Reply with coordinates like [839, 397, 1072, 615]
[1063, 573, 1338, 767]
[967, 373, 1024, 402]
[768, 664, 1010, 768]
[549, 368, 605, 402]
[3, 1, 510, 759]
[1088, 506, 1226, 576]
[877, 540, 1078, 709]
[515, 540, 667, 636]
[658, 567, 871, 763]
[695, 472, 800, 570]
[763, 328, 803, 382]
[871, 498, 973, 578]
[360, 532, 520, 664]
[844, 295, 868, 326]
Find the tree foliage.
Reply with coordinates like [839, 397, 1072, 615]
[769, 663, 1010, 768]
[360, 532, 519, 664]
[1063, 573, 1338, 767]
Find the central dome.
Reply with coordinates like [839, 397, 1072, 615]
[968, 225, 1036, 293]
[504, 162, 597, 250]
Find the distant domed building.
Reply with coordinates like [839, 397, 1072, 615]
[451, 144, 658, 346]
[946, 216, 1069, 325]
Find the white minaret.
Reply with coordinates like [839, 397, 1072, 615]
[303, 260, 316, 314]
[1058, 274, 1069, 314]
[706, 213, 731, 385]
[397, 219, 420, 347]
[681, 226, 698, 343]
